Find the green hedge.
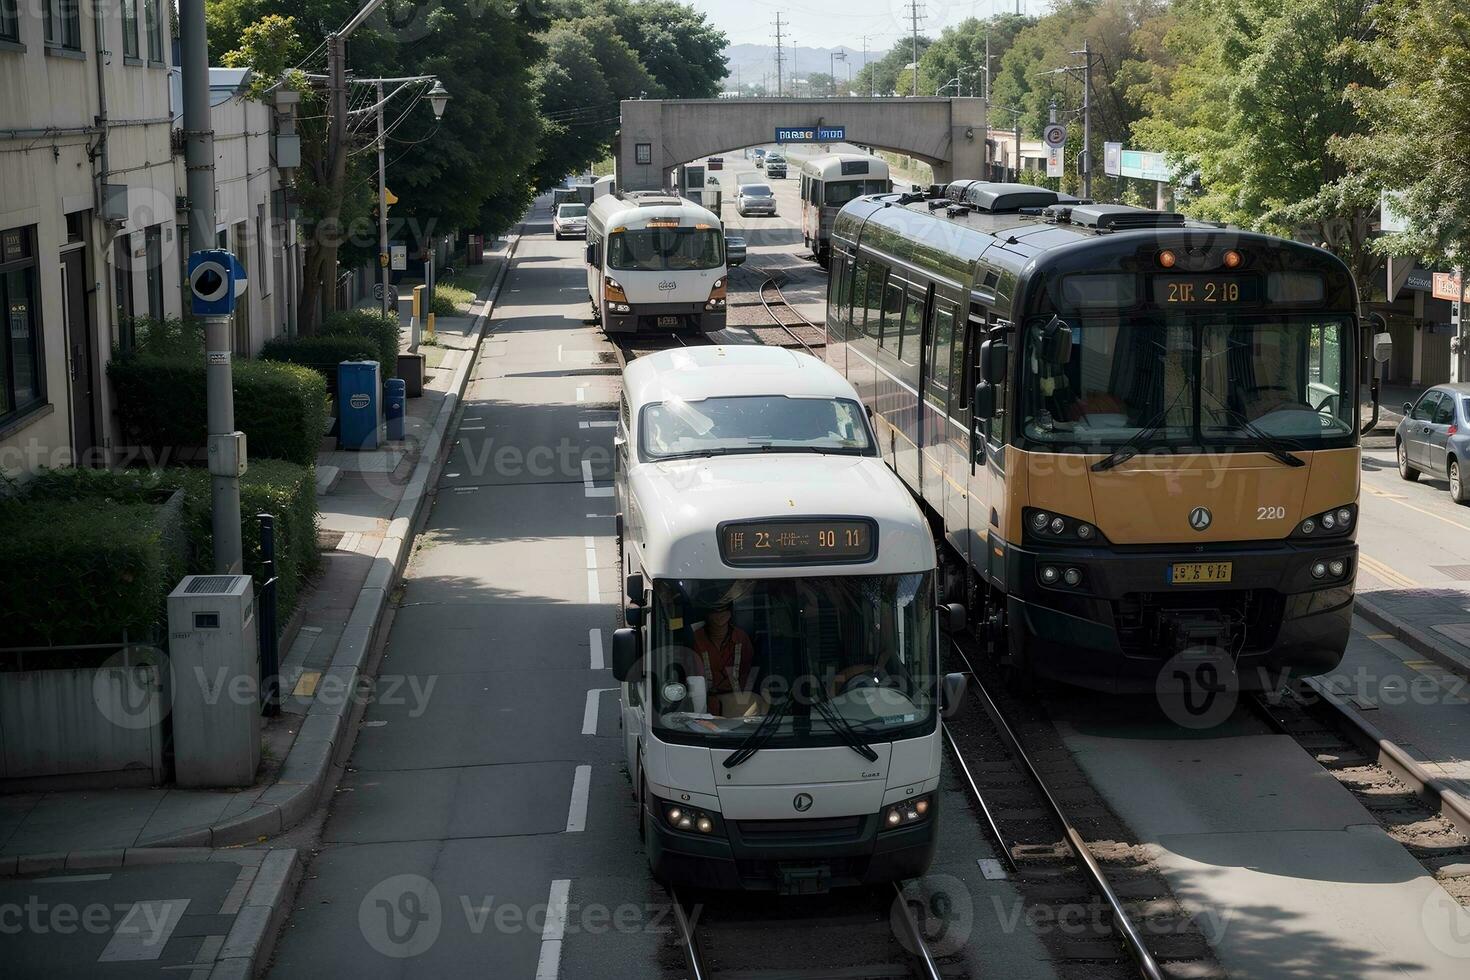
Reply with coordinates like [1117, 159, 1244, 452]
[0, 499, 182, 647]
[260, 335, 380, 393]
[26, 461, 320, 626]
[110, 354, 327, 466]
[322, 310, 400, 379]
[429, 281, 476, 318]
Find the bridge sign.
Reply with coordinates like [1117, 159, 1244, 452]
[776, 126, 845, 143]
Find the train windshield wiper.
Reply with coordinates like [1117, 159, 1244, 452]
[722, 694, 792, 769]
[1091, 383, 1194, 472]
[1200, 392, 1306, 468]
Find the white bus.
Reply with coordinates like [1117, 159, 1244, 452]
[799, 154, 892, 265]
[586, 192, 729, 335]
[610, 345, 966, 892]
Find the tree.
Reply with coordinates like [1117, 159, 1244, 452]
[1333, 0, 1470, 268]
[545, 0, 728, 99]
[209, 0, 544, 332]
[1134, 0, 1382, 292]
[853, 38, 932, 98]
[918, 13, 1033, 97]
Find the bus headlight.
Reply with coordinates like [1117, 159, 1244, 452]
[604, 276, 629, 304]
[882, 796, 933, 830]
[705, 277, 727, 311]
[664, 802, 721, 835]
[1293, 504, 1355, 539]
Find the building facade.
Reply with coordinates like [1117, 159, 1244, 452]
[1, 0, 180, 477]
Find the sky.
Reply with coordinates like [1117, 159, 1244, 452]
[688, 0, 1054, 52]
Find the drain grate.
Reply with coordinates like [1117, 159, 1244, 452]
[1431, 564, 1470, 582]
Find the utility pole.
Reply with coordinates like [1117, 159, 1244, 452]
[984, 28, 991, 102]
[831, 51, 847, 97]
[1080, 37, 1093, 200]
[860, 35, 875, 97]
[376, 80, 390, 319]
[180, 0, 242, 573]
[773, 14, 786, 98]
[907, 1, 924, 96]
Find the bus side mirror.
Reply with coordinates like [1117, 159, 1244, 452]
[1373, 332, 1392, 364]
[1042, 316, 1072, 366]
[979, 340, 1009, 383]
[585, 242, 597, 265]
[611, 627, 642, 682]
[940, 603, 966, 632]
[941, 672, 968, 716]
[625, 572, 644, 605]
[624, 605, 643, 628]
[973, 382, 997, 420]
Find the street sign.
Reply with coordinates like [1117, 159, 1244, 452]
[1043, 124, 1067, 149]
[1104, 141, 1123, 177]
[1046, 146, 1064, 178]
[1432, 272, 1469, 303]
[187, 249, 246, 317]
[1118, 148, 1171, 182]
[775, 126, 845, 143]
[390, 244, 407, 271]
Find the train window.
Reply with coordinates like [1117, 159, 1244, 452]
[849, 261, 870, 335]
[863, 264, 885, 340]
[898, 290, 924, 365]
[951, 317, 974, 413]
[831, 254, 852, 339]
[879, 281, 905, 350]
[929, 305, 956, 393]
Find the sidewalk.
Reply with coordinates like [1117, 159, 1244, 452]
[0, 229, 522, 975]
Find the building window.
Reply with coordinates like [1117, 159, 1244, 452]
[45, 0, 80, 50]
[145, 226, 163, 320]
[0, 227, 46, 422]
[114, 236, 135, 347]
[144, 0, 163, 63]
[122, 0, 138, 59]
[1, 0, 19, 43]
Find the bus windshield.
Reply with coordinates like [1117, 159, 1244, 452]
[1020, 315, 1355, 449]
[639, 395, 873, 460]
[824, 180, 890, 206]
[608, 228, 723, 272]
[649, 574, 936, 748]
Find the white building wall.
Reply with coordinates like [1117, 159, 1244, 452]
[0, 0, 179, 477]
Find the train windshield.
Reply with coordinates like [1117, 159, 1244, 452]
[649, 574, 937, 748]
[1020, 315, 1355, 449]
[639, 395, 873, 461]
[824, 180, 890, 206]
[608, 227, 723, 271]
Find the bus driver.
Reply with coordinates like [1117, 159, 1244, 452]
[692, 603, 756, 715]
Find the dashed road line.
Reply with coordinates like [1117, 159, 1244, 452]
[566, 765, 591, 832]
[534, 879, 572, 979]
[589, 627, 604, 670]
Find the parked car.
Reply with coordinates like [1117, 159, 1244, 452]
[765, 153, 787, 178]
[1396, 382, 1470, 503]
[553, 202, 587, 239]
[735, 183, 778, 217]
[724, 235, 747, 267]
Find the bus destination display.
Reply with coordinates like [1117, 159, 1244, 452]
[720, 519, 876, 565]
[1154, 276, 1261, 306]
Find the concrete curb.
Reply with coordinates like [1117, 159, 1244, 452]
[1303, 675, 1470, 840]
[1354, 591, 1470, 682]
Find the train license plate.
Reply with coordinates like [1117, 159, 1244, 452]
[658, 315, 679, 327]
[1170, 562, 1232, 584]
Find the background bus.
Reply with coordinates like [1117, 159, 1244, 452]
[799, 154, 891, 266]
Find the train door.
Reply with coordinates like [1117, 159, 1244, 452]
[921, 294, 959, 525]
[893, 280, 926, 488]
[846, 255, 879, 407]
[943, 310, 974, 566]
[826, 247, 851, 376]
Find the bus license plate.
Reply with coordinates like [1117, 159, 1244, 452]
[658, 315, 679, 327]
[1170, 562, 1232, 584]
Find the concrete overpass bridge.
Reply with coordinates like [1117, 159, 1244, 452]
[616, 97, 987, 191]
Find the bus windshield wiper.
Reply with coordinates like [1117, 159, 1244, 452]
[1200, 393, 1306, 468]
[810, 694, 880, 762]
[657, 444, 862, 462]
[1091, 383, 1194, 472]
[722, 694, 792, 769]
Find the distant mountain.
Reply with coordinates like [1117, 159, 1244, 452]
[722, 43, 877, 89]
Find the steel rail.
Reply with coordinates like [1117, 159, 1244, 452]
[890, 881, 945, 980]
[757, 274, 821, 355]
[670, 887, 708, 980]
[948, 642, 1166, 980]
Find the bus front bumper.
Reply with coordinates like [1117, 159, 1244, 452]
[603, 302, 725, 335]
[646, 801, 938, 893]
[1004, 539, 1358, 693]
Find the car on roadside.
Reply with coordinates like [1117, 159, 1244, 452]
[734, 183, 778, 217]
[724, 235, 747, 267]
[553, 202, 587, 239]
[1396, 381, 1470, 503]
[765, 153, 787, 178]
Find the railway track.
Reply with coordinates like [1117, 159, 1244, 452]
[670, 881, 944, 980]
[738, 270, 827, 354]
[610, 329, 714, 367]
[942, 640, 1224, 980]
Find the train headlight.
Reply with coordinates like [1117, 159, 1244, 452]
[1076, 523, 1095, 540]
[1311, 561, 1328, 579]
[1293, 504, 1355, 540]
[1329, 559, 1347, 578]
[1023, 508, 1105, 546]
[1062, 567, 1083, 587]
[1029, 510, 1050, 533]
[1049, 516, 1066, 534]
[881, 795, 934, 831]
[1040, 565, 1060, 585]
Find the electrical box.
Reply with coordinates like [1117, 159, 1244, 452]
[167, 575, 261, 787]
[337, 360, 381, 450]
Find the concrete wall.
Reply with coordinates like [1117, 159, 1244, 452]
[0, 0, 179, 478]
[617, 98, 988, 192]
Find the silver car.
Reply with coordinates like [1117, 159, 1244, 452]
[1396, 381, 1470, 503]
[553, 203, 587, 239]
[735, 183, 777, 217]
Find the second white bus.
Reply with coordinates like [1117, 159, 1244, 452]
[799, 153, 892, 266]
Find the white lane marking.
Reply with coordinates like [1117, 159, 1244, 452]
[589, 627, 604, 670]
[581, 459, 613, 498]
[582, 687, 618, 734]
[576, 386, 586, 402]
[578, 420, 617, 429]
[587, 569, 599, 604]
[557, 344, 563, 362]
[459, 425, 486, 431]
[534, 879, 572, 980]
[566, 765, 591, 832]
[98, 899, 190, 962]
[978, 858, 1008, 880]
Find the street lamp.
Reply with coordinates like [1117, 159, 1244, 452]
[830, 51, 847, 98]
[428, 79, 450, 120]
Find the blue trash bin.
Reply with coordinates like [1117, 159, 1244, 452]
[385, 378, 406, 442]
[337, 360, 380, 450]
